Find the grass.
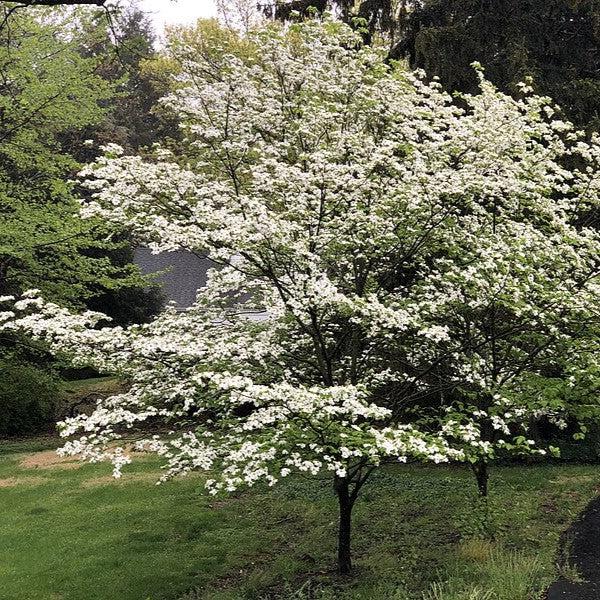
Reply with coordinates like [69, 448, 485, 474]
[0, 438, 597, 600]
[59, 376, 123, 416]
[60, 376, 121, 397]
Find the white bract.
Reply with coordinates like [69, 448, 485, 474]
[2, 21, 600, 496]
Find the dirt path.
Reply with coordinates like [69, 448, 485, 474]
[546, 496, 600, 599]
[19, 450, 80, 470]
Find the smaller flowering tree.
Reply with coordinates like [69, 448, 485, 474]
[415, 75, 600, 497]
[3, 20, 600, 572]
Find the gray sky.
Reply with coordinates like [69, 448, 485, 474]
[140, 0, 217, 34]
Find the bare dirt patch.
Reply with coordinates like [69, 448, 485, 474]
[19, 450, 81, 470]
[0, 476, 49, 487]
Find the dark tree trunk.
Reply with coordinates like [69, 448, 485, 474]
[472, 460, 489, 497]
[0, 260, 8, 295]
[334, 476, 354, 575]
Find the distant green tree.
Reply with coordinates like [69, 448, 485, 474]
[396, 0, 600, 131]
[0, 9, 162, 321]
[72, 5, 176, 155]
[112, 7, 169, 150]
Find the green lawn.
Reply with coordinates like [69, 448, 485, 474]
[61, 376, 122, 396]
[59, 377, 123, 416]
[0, 437, 597, 600]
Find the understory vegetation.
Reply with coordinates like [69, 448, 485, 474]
[0, 435, 596, 600]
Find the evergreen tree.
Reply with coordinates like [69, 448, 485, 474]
[73, 5, 172, 154]
[397, 0, 600, 131]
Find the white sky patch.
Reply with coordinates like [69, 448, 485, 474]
[139, 0, 217, 36]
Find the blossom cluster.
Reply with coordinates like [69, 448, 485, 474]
[2, 20, 600, 489]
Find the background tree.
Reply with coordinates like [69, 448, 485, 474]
[397, 0, 600, 131]
[0, 8, 139, 308]
[0, 1, 113, 36]
[70, 4, 175, 156]
[140, 17, 257, 102]
[0, 7, 164, 435]
[263, 0, 411, 46]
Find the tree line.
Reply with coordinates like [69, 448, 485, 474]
[0, 2, 168, 435]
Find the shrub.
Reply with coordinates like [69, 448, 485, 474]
[0, 360, 61, 436]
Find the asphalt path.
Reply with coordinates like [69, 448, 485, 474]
[547, 496, 600, 599]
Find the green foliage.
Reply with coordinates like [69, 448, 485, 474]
[454, 496, 505, 541]
[0, 9, 104, 302]
[0, 9, 156, 311]
[140, 17, 259, 105]
[422, 582, 493, 600]
[109, 7, 171, 150]
[399, 0, 600, 130]
[420, 548, 544, 600]
[87, 282, 165, 326]
[74, 6, 177, 154]
[0, 360, 60, 436]
[0, 9, 165, 443]
[550, 422, 600, 462]
[0, 7, 166, 342]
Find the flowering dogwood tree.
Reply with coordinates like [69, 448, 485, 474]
[2, 20, 600, 572]
[407, 75, 600, 497]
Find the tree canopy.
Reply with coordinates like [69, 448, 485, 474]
[3, 19, 600, 572]
[265, 0, 410, 45]
[0, 8, 163, 332]
[0, 9, 116, 306]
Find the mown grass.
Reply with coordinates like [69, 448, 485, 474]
[59, 376, 123, 416]
[60, 376, 121, 396]
[0, 438, 597, 600]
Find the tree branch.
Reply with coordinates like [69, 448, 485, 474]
[4, 1, 107, 6]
